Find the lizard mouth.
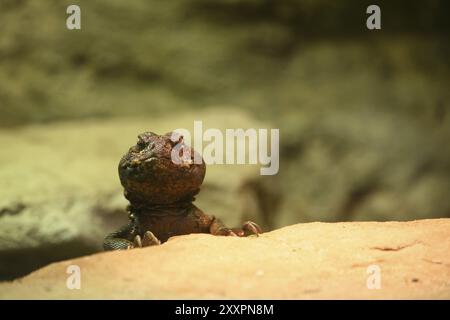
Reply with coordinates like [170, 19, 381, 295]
[119, 153, 159, 179]
[128, 156, 156, 168]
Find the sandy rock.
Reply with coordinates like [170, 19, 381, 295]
[1, 219, 449, 299]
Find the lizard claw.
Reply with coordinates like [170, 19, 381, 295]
[133, 235, 143, 248]
[142, 231, 161, 246]
[216, 227, 239, 237]
[242, 221, 262, 237]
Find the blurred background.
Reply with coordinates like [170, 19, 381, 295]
[0, 0, 449, 280]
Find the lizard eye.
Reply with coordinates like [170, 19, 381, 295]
[137, 139, 146, 149]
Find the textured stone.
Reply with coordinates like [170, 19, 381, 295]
[1, 219, 449, 299]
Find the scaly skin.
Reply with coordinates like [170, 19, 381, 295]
[104, 131, 261, 250]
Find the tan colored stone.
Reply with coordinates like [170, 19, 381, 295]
[1, 219, 449, 299]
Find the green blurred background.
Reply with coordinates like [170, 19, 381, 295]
[0, 0, 449, 280]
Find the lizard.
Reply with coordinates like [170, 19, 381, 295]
[103, 131, 261, 250]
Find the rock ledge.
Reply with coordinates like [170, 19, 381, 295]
[1, 219, 449, 299]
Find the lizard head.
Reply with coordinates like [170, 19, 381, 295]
[118, 131, 205, 205]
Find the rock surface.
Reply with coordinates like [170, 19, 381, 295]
[1, 219, 449, 299]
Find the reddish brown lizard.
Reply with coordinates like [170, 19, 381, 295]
[104, 131, 261, 250]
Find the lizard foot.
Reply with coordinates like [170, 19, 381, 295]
[132, 232, 160, 248]
[213, 221, 262, 237]
[142, 231, 161, 246]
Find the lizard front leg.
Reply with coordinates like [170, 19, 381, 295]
[104, 224, 161, 249]
[103, 221, 138, 250]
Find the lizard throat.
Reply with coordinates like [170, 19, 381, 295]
[128, 198, 194, 217]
